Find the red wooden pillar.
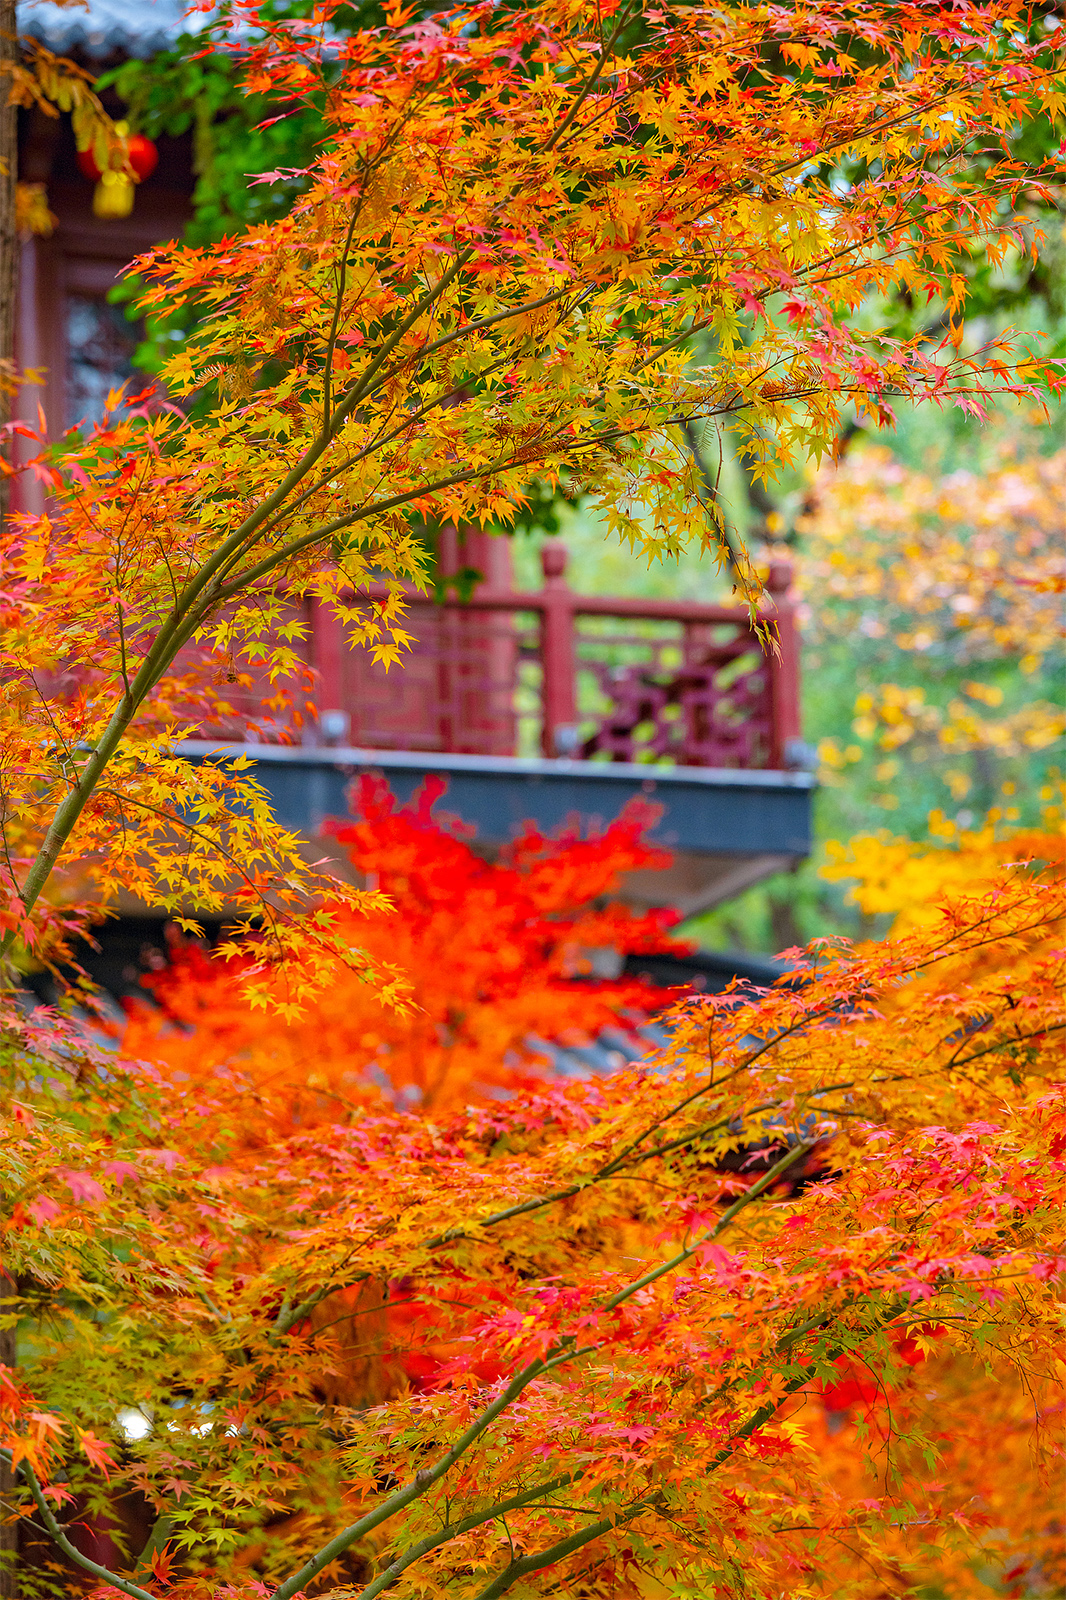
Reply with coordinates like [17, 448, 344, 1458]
[309, 597, 349, 745]
[765, 559, 800, 769]
[539, 540, 578, 757]
[437, 523, 513, 589]
[437, 525, 517, 755]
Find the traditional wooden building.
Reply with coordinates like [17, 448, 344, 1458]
[14, 0, 813, 923]
[14, 0, 195, 498]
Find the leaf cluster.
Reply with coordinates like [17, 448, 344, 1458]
[1, 853, 1063, 1598]
[802, 439, 1065, 828]
[121, 774, 688, 1120]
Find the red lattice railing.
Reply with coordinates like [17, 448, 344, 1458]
[292, 540, 801, 770]
[196, 534, 800, 769]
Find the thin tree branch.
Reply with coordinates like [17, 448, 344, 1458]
[354, 1473, 579, 1600]
[1, 1451, 157, 1600]
[542, 0, 640, 153]
[270, 1346, 589, 1600]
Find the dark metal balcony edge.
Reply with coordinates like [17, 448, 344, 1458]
[175, 740, 816, 792]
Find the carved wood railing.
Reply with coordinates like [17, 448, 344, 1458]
[290, 541, 802, 770]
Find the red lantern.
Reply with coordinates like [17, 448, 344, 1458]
[77, 133, 158, 184]
[76, 144, 103, 182]
[127, 134, 159, 181]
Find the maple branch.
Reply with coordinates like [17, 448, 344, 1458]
[542, 0, 639, 153]
[209, 384, 783, 608]
[602, 1138, 814, 1312]
[334, 281, 585, 419]
[682, 417, 743, 574]
[7, 259, 1030, 955]
[2, 711, 138, 956]
[276, 923, 1052, 1327]
[277, 1145, 812, 1596]
[353, 1473, 579, 1600]
[270, 1345, 589, 1600]
[948, 1021, 1065, 1072]
[272, 1095, 801, 1337]
[90, 787, 324, 968]
[245, 284, 588, 555]
[275, 1066, 839, 1339]
[107, 242, 480, 720]
[208, 901, 1056, 1343]
[2, 1451, 157, 1600]
[213, 140, 1008, 591]
[323, 245, 477, 440]
[465, 1292, 923, 1600]
[322, 203, 364, 430]
[911, 907, 1056, 979]
[96, 788, 289, 903]
[467, 1499, 663, 1600]
[591, 999, 842, 1186]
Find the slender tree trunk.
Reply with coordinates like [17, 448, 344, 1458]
[0, 0, 17, 535]
[0, 28, 21, 1593]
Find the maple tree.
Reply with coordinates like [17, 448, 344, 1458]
[2, 830, 1063, 1598]
[2, 2, 1066, 1593]
[2, 0, 1065, 990]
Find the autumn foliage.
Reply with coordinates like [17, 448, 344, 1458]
[3, 823, 1064, 1598]
[1, 0, 1063, 992]
[122, 777, 688, 1122]
[824, 796, 1065, 936]
[805, 443, 1065, 814]
[2, 1, 1065, 1596]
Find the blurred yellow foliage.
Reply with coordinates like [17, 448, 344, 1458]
[14, 181, 57, 237]
[800, 443, 1065, 805]
[799, 444, 1064, 669]
[822, 791, 1065, 936]
[844, 684, 1064, 756]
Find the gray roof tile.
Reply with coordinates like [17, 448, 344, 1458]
[17, 0, 206, 60]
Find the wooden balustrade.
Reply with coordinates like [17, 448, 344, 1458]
[289, 541, 802, 771]
[192, 537, 801, 770]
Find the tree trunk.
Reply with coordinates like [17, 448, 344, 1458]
[0, 20, 21, 1589]
[0, 0, 17, 535]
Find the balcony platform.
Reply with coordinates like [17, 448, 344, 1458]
[170, 536, 813, 917]
[180, 741, 814, 917]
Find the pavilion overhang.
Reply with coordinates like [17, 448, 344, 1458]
[178, 740, 814, 918]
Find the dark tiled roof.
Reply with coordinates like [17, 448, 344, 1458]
[17, 0, 205, 60]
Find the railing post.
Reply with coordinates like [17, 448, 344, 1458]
[765, 559, 801, 769]
[539, 540, 578, 757]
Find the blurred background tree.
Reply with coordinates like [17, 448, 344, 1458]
[799, 434, 1063, 839]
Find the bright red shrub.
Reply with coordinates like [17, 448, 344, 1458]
[121, 777, 691, 1128]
